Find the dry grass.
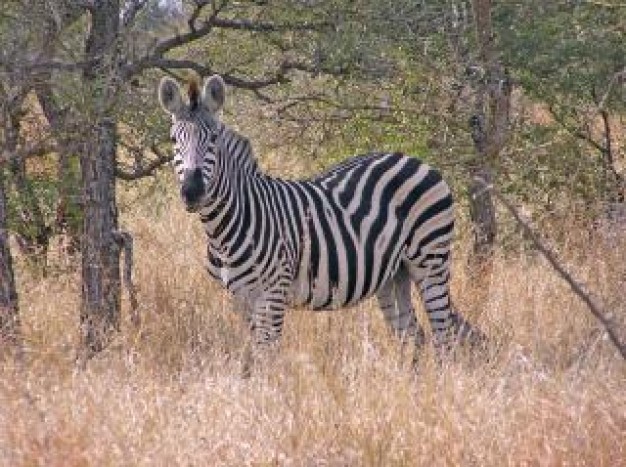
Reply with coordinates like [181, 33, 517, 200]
[1, 183, 625, 466]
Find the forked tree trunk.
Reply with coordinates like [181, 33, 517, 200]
[79, 0, 122, 356]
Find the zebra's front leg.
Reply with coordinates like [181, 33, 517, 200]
[242, 290, 287, 376]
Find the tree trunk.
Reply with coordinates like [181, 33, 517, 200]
[0, 170, 21, 352]
[80, 122, 121, 355]
[469, 0, 510, 259]
[79, 0, 122, 357]
[0, 88, 23, 353]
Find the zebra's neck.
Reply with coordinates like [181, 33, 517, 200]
[219, 127, 260, 178]
[199, 128, 267, 241]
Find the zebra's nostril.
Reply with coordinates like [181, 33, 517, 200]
[181, 168, 204, 207]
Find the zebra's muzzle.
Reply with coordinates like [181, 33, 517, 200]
[181, 168, 205, 211]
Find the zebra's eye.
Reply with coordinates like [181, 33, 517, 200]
[170, 136, 177, 144]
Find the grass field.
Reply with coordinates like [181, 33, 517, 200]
[1, 185, 624, 466]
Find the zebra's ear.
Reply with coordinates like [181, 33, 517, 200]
[202, 75, 226, 113]
[158, 77, 184, 115]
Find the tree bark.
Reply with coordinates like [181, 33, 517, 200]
[80, 121, 121, 355]
[79, 0, 122, 356]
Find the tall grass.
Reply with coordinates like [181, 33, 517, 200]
[0, 182, 624, 466]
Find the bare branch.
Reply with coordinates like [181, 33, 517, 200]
[583, 1, 626, 8]
[146, 56, 346, 91]
[211, 17, 330, 32]
[147, 58, 288, 89]
[597, 67, 626, 111]
[0, 58, 98, 75]
[547, 105, 606, 154]
[123, 4, 329, 78]
[188, 0, 217, 32]
[474, 176, 626, 361]
[115, 145, 173, 181]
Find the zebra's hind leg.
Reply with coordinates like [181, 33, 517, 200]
[410, 251, 487, 356]
[393, 267, 427, 352]
[377, 267, 426, 365]
[448, 308, 488, 353]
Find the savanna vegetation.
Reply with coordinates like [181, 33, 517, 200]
[0, 1, 624, 465]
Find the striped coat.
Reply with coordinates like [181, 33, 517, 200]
[158, 74, 480, 354]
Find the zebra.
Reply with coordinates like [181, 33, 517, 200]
[157, 75, 482, 364]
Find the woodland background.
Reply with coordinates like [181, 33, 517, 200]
[0, 1, 624, 465]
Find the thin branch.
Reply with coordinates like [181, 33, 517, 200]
[188, 0, 214, 32]
[474, 176, 626, 361]
[149, 56, 347, 91]
[211, 17, 330, 32]
[547, 104, 606, 154]
[115, 145, 173, 181]
[599, 108, 615, 169]
[583, 1, 626, 8]
[597, 67, 625, 111]
[0, 58, 98, 75]
[149, 58, 289, 89]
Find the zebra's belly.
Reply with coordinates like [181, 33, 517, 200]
[289, 240, 405, 311]
[288, 204, 410, 310]
[289, 269, 396, 311]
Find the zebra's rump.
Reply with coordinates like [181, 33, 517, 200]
[290, 152, 454, 310]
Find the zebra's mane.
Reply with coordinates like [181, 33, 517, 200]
[187, 79, 200, 111]
[220, 126, 260, 176]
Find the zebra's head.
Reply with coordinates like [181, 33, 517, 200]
[158, 75, 226, 212]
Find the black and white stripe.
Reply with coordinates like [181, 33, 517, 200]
[158, 75, 479, 355]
